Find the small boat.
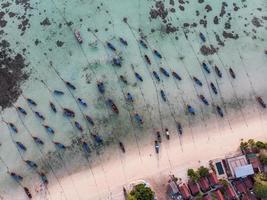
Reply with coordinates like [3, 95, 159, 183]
[229, 68, 236, 79]
[119, 75, 128, 84]
[144, 54, 151, 65]
[153, 71, 160, 82]
[43, 125, 55, 134]
[92, 134, 103, 144]
[9, 123, 18, 133]
[35, 111, 45, 120]
[85, 115, 94, 126]
[210, 82, 218, 95]
[82, 141, 91, 154]
[216, 105, 224, 117]
[140, 40, 148, 49]
[123, 187, 127, 199]
[160, 67, 170, 77]
[126, 93, 134, 102]
[199, 32, 206, 42]
[198, 94, 209, 105]
[53, 90, 64, 95]
[256, 96, 266, 108]
[39, 172, 48, 185]
[23, 187, 32, 199]
[193, 76, 202, 86]
[77, 98, 87, 107]
[107, 99, 119, 114]
[165, 128, 170, 140]
[97, 81, 105, 94]
[135, 72, 143, 82]
[16, 141, 27, 151]
[25, 160, 38, 169]
[65, 81, 76, 90]
[153, 50, 162, 59]
[32, 136, 44, 145]
[172, 71, 182, 81]
[156, 131, 161, 143]
[187, 105, 195, 115]
[155, 140, 160, 154]
[112, 57, 122, 66]
[214, 65, 222, 78]
[50, 102, 57, 113]
[177, 122, 183, 135]
[202, 63, 210, 74]
[107, 42, 116, 51]
[63, 108, 75, 118]
[10, 172, 23, 182]
[74, 30, 83, 43]
[53, 141, 66, 149]
[74, 121, 83, 132]
[26, 98, 37, 106]
[119, 37, 128, 46]
[119, 141, 125, 153]
[17, 107, 27, 115]
[160, 90, 167, 102]
[134, 113, 143, 124]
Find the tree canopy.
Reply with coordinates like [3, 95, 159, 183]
[198, 166, 209, 178]
[254, 173, 267, 199]
[128, 183, 154, 200]
[187, 168, 200, 182]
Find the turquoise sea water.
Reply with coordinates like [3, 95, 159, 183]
[0, 0, 267, 199]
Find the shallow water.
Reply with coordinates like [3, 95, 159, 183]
[0, 0, 267, 199]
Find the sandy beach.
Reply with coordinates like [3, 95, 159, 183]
[44, 111, 267, 200]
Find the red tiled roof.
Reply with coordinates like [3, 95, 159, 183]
[202, 194, 212, 200]
[235, 180, 246, 194]
[209, 172, 219, 186]
[243, 177, 253, 190]
[248, 156, 261, 169]
[198, 177, 210, 192]
[225, 185, 236, 199]
[179, 183, 191, 200]
[188, 180, 199, 196]
[214, 189, 224, 200]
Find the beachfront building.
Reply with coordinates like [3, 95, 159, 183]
[226, 155, 255, 178]
[246, 153, 262, 173]
[212, 159, 228, 179]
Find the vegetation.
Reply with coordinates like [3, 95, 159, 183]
[240, 139, 267, 153]
[198, 166, 209, 178]
[219, 179, 228, 187]
[259, 151, 267, 165]
[187, 168, 200, 182]
[127, 183, 154, 200]
[254, 173, 267, 199]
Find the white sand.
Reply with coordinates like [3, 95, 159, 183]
[46, 113, 267, 200]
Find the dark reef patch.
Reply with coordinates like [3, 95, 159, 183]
[56, 40, 64, 47]
[222, 31, 239, 39]
[251, 17, 262, 27]
[0, 40, 29, 109]
[40, 17, 51, 26]
[200, 45, 218, 55]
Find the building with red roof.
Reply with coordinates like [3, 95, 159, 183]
[214, 189, 224, 200]
[178, 183, 191, 200]
[233, 180, 247, 194]
[198, 177, 210, 192]
[202, 194, 212, 200]
[243, 177, 253, 190]
[208, 171, 219, 186]
[187, 180, 199, 196]
[225, 185, 237, 199]
[247, 153, 262, 173]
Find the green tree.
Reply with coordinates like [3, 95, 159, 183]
[256, 141, 267, 149]
[187, 168, 200, 182]
[254, 173, 267, 199]
[240, 141, 249, 151]
[219, 179, 228, 187]
[260, 152, 267, 165]
[198, 166, 209, 178]
[129, 184, 154, 200]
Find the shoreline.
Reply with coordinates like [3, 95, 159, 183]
[43, 114, 267, 200]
